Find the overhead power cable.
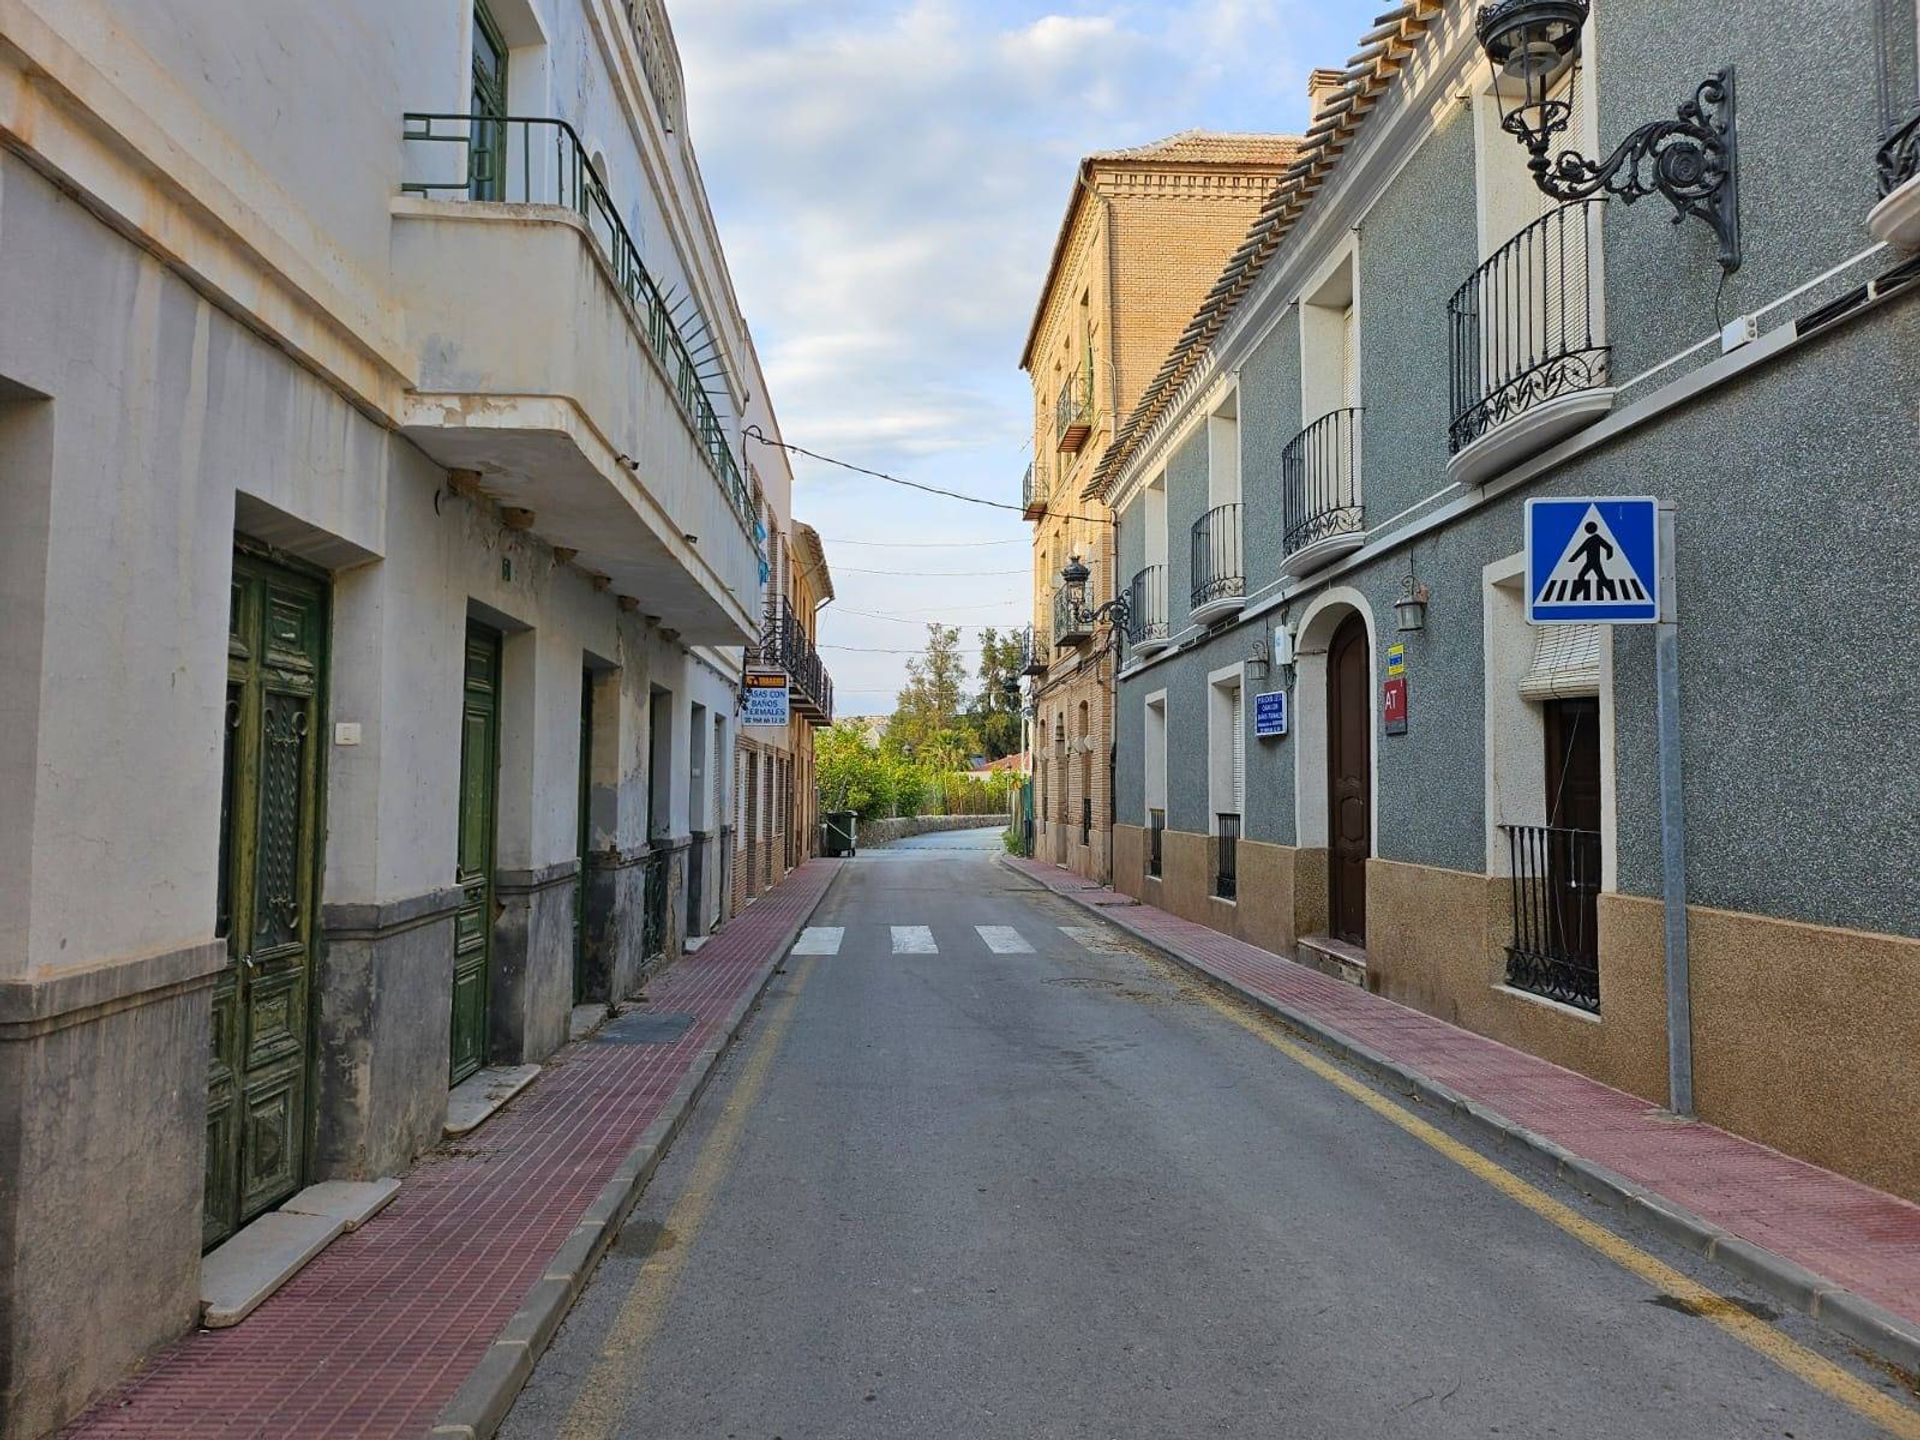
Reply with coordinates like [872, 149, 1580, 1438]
[822, 536, 1028, 548]
[744, 425, 1116, 527]
[834, 565, 1029, 577]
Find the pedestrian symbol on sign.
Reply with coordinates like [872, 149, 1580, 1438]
[1526, 498, 1660, 624]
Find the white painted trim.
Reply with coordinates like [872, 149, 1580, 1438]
[1206, 661, 1248, 834]
[1445, 388, 1617, 489]
[1143, 688, 1169, 824]
[1494, 982, 1604, 1024]
[1869, 173, 1920, 251]
[1290, 588, 1377, 856]
[1188, 594, 1247, 628]
[1279, 530, 1366, 580]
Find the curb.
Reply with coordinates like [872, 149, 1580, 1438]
[1002, 856, 1920, 1378]
[428, 866, 844, 1439]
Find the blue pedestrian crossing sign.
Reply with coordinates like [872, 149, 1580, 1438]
[1526, 497, 1660, 625]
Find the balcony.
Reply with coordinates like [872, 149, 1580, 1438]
[1446, 199, 1613, 488]
[1871, 105, 1920, 250]
[1126, 565, 1169, 657]
[1020, 623, 1049, 678]
[1053, 581, 1094, 648]
[1189, 504, 1245, 626]
[1281, 408, 1365, 578]
[1022, 460, 1049, 521]
[393, 114, 759, 643]
[752, 598, 834, 725]
[1055, 373, 1093, 454]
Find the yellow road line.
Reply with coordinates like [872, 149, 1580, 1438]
[1183, 982, 1920, 1438]
[557, 951, 818, 1440]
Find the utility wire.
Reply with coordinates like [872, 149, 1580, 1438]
[821, 536, 1028, 548]
[745, 425, 1116, 526]
[835, 565, 1029, 577]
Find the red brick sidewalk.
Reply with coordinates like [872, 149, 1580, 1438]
[62, 861, 840, 1440]
[1009, 857, 1920, 1344]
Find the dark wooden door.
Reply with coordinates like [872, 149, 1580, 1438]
[208, 550, 326, 1248]
[452, 623, 501, 1085]
[1327, 613, 1371, 946]
[1544, 698, 1602, 965]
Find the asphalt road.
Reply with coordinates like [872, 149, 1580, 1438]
[504, 836, 1915, 1440]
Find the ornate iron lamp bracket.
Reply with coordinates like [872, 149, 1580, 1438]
[1528, 68, 1741, 272]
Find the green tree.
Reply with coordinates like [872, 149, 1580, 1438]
[970, 627, 1026, 761]
[886, 624, 979, 763]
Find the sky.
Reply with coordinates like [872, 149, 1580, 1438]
[673, 0, 1386, 717]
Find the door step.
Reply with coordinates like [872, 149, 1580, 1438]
[1296, 934, 1369, 988]
[444, 1063, 541, 1138]
[569, 1002, 612, 1042]
[200, 1180, 399, 1328]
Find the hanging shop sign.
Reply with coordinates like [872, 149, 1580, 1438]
[743, 669, 791, 728]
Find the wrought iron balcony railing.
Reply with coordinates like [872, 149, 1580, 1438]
[1880, 104, 1920, 197]
[401, 113, 755, 536]
[1126, 565, 1169, 651]
[1055, 373, 1093, 453]
[1022, 460, 1049, 520]
[1214, 813, 1240, 900]
[1053, 580, 1095, 648]
[1147, 809, 1165, 879]
[1190, 503, 1245, 614]
[1448, 199, 1610, 457]
[750, 597, 834, 725]
[1020, 622, 1048, 676]
[1501, 824, 1602, 1012]
[1281, 408, 1364, 563]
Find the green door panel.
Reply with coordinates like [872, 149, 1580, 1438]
[452, 622, 501, 1085]
[207, 550, 326, 1250]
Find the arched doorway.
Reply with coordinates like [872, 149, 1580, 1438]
[1327, 612, 1371, 945]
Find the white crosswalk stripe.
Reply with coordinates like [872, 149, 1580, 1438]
[791, 927, 844, 955]
[1060, 925, 1131, 954]
[975, 925, 1034, 954]
[891, 926, 937, 954]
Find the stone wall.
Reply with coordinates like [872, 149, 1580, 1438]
[861, 815, 1012, 848]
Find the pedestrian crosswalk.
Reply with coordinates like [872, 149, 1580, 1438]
[791, 923, 1134, 959]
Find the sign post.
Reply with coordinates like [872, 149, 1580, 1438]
[1525, 497, 1692, 1118]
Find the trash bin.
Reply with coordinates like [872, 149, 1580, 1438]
[823, 810, 858, 857]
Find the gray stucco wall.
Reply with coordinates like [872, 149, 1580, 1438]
[1120, 295, 1920, 937]
[1163, 427, 1210, 634]
[1353, 106, 1478, 532]
[1599, 0, 1901, 385]
[1238, 306, 1302, 596]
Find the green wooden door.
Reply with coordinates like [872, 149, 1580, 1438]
[207, 551, 326, 1249]
[452, 622, 501, 1085]
[574, 669, 593, 1005]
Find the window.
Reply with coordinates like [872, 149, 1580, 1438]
[1143, 692, 1168, 825]
[1208, 667, 1245, 832]
[1484, 555, 1613, 1011]
[1286, 247, 1365, 571]
[1299, 247, 1358, 425]
[470, 1, 510, 201]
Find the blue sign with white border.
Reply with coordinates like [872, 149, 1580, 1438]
[1526, 497, 1660, 624]
[1254, 690, 1288, 739]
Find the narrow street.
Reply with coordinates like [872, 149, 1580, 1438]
[503, 834, 1903, 1440]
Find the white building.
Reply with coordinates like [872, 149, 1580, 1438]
[0, 2, 786, 1431]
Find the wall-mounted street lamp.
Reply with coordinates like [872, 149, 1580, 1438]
[1062, 551, 1134, 662]
[1477, 0, 1741, 271]
[1395, 576, 1431, 633]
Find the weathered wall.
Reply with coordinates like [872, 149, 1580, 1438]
[863, 814, 1013, 848]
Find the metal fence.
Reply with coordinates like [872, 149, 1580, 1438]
[1190, 504, 1244, 612]
[751, 598, 833, 722]
[1501, 824, 1602, 1012]
[1447, 199, 1609, 456]
[1127, 565, 1168, 649]
[1214, 813, 1240, 900]
[400, 113, 755, 534]
[1148, 810, 1165, 879]
[1281, 408, 1364, 558]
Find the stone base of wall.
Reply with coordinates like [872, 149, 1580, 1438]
[1114, 824, 1323, 954]
[863, 813, 1011, 847]
[1367, 858, 1920, 1204]
[0, 943, 221, 1440]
